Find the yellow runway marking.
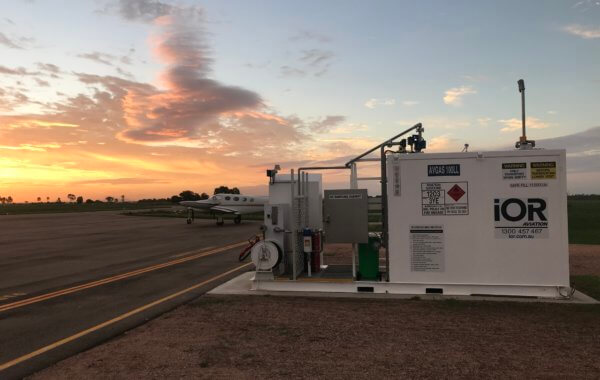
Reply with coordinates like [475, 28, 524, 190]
[0, 241, 247, 313]
[0, 263, 252, 372]
[170, 246, 215, 258]
[0, 292, 27, 301]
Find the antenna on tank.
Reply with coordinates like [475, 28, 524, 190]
[515, 79, 535, 149]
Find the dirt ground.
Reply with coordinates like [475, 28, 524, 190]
[30, 244, 600, 379]
[569, 244, 600, 276]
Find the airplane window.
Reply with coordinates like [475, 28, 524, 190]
[250, 198, 254, 202]
[212, 196, 217, 200]
[225, 196, 231, 201]
[233, 197, 240, 201]
[242, 197, 247, 201]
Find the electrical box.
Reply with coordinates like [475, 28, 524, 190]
[386, 150, 568, 297]
[323, 189, 369, 243]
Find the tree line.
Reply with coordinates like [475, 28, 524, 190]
[2, 186, 241, 205]
[169, 186, 240, 203]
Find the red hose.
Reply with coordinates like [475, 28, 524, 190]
[238, 235, 261, 262]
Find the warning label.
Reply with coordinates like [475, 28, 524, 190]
[410, 225, 444, 272]
[494, 197, 549, 239]
[502, 162, 527, 180]
[392, 157, 401, 196]
[531, 162, 556, 180]
[421, 182, 469, 216]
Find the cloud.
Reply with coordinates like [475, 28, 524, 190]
[71, 177, 169, 185]
[36, 62, 61, 75]
[280, 65, 306, 77]
[498, 117, 549, 132]
[477, 117, 492, 126]
[98, 10, 307, 155]
[364, 98, 396, 109]
[300, 49, 334, 76]
[109, 0, 176, 22]
[289, 30, 331, 43]
[0, 32, 24, 49]
[401, 100, 419, 107]
[116, 67, 133, 78]
[329, 123, 369, 134]
[0, 143, 61, 152]
[300, 49, 334, 66]
[77, 51, 115, 66]
[281, 49, 335, 77]
[426, 135, 458, 152]
[462, 74, 488, 82]
[443, 86, 476, 106]
[563, 24, 600, 39]
[309, 115, 346, 133]
[535, 126, 600, 192]
[2, 119, 79, 129]
[0, 65, 37, 75]
[34, 78, 50, 87]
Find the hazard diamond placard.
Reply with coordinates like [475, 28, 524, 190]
[421, 182, 469, 216]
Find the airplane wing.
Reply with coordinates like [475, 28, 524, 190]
[209, 205, 240, 214]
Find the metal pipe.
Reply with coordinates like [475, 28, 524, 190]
[345, 123, 422, 167]
[518, 79, 526, 140]
[353, 158, 380, 162]
[297, 166, 349, 195]
[380, 141, 404, 282]
[380, 144, 389, 281]
[290, 169, 296, 280]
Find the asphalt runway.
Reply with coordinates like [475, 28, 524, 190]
[0, 212, 259, 379]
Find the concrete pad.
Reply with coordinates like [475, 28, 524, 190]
[209, 271, 599, 304]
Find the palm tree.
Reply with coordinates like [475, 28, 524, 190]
[46, 196, 50, 203]
[37, 197, 42, 203]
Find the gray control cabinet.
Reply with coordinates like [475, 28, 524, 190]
[323, 189, 368, 243]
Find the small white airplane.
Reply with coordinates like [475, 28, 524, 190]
[180, 194, 267, 225]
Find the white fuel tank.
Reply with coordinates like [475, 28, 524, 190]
[386, 149, 568, 297]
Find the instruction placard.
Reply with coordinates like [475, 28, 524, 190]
[502, 162, 527, 180]
[421, 182, 469, 216]
[410, 225, 444, 272]
[531, 162, 556, 180]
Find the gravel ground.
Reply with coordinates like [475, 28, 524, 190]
[30, 244, 600, 379]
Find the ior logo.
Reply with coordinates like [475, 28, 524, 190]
[493, 198, 549, 239]
[494, 198, 547, 222]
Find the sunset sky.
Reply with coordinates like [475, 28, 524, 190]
[1, 0, 599, 202]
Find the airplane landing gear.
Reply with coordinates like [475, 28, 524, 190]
[234, 215, 242, 224]
[186, 208, 194, 224]
[216, 216, 224, 226]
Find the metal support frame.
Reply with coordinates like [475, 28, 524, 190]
[350, 163, 358, 278]
[292, 122, 423, 283]
[290, 169, 297, 280]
